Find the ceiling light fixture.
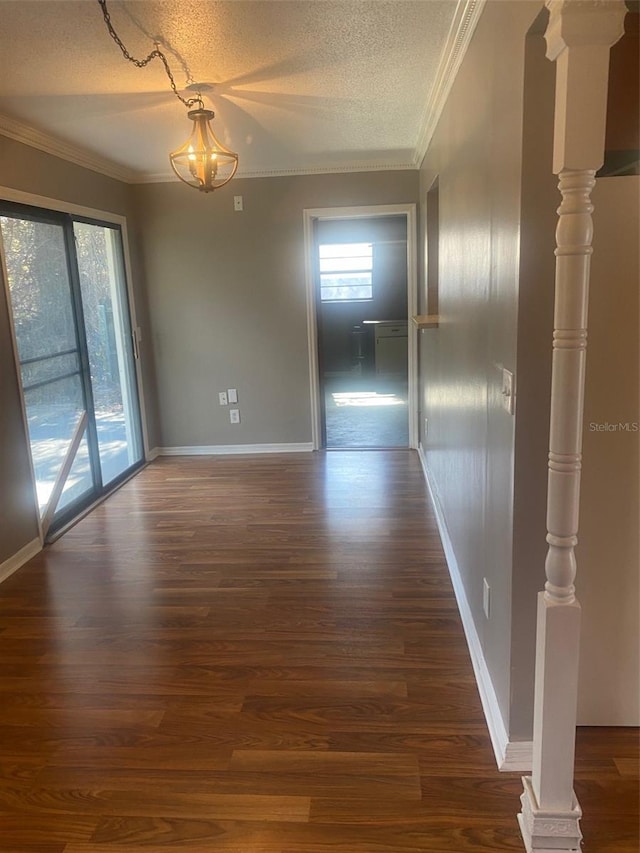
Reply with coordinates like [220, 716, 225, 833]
[97, 0, 238, 192]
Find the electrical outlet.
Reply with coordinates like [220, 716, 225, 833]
[218, 391, 228, 406]
[483, 578, 491, 619]
[424, 417, 428, 437]
[227, 388, 238, 404]
[229, 409, 240, 424]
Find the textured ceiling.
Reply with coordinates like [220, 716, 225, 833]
[0, 0, 477, 181]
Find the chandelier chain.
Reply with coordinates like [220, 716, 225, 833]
[97, 0, 203, 109]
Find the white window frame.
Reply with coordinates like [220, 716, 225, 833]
[319, 242, 374, 302]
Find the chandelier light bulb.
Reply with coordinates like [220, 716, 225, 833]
[97, 2, 238, 193]
[170, 108, 238, 193]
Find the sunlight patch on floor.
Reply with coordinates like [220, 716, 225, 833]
[332, 391, 405, 407]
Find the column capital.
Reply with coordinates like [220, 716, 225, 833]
[544, 0, 627, 173]
[545, 0, 627, 60]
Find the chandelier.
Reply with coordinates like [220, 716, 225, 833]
[97, 0, 238, 192]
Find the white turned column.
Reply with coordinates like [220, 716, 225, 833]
[518, 2, 626, 852]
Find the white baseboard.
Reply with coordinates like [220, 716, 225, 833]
[157, 443, 314, 456]
[0, 537, 42, 584]
[503, 739, 534, 771]
[146, 446, 160, 461]
[417, 444, 533, 773]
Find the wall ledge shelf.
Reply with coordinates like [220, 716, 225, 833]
[412, 314, 440, 329]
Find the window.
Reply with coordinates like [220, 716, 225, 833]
[319, 242, 373, 301]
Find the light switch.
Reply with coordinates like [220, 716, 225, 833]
[483, 578, 491, 619]
[227, 388, 238, 404]
[502, 368, 515, 415]
[234, 195, 243, 211]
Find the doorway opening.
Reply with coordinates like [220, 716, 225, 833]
[304, 205, 417, 450]
[0, 200, 145, 539]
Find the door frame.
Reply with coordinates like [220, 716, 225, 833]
[303, 203, 418, 450]
[0, 186, 150, 543]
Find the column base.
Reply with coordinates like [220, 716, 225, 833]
[518, 776, 583, 851]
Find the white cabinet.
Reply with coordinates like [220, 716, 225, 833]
[374, 322, 408, 376]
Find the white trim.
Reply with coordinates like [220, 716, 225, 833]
[303, 204, 418, 452]
[141, 162, 418, 183]
[505, 740, 535, 772]
[303, 211, 322, 451]
[417, 444, 533, 773]
[413, 0, 487, 167]
[0, 538, 41, 585]
[157, 443, 314, 456]
[0, 112, 417, 184]
[406, 206, 418, 449]
[119, 224, 151, 460]
[0, 113, 139, 184]
[0, 186, 128, 224]
[146, 447, 161, 462]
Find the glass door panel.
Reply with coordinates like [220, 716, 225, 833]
[0, 215, 92, 513]
[23, 376, 91, 513]
[0, 205, 144, 537]
[1, 217, 77, 357]
[73, 221, 143, 486]
[58, 434, 93, 512]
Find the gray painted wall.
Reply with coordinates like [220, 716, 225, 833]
[418, 0, 639, 740]
[132, 171, 418, 449]
[511, 20, 557, 740]
[577, 175, 640, 724]
[418, 0, 543, 740]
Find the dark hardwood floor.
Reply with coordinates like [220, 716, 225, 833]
[0, 451, 637, 851]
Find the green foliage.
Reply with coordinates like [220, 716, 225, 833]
[0, 216, 123, 411]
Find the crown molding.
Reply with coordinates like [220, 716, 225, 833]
[413, 0, 487, 168]
[229, 161, 419, 179]
[137, 161, 418, 184]
[0, 112, 140, 184]
[0, 2, 485, 186]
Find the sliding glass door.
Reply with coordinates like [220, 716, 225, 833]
[0, 202, 144, 537]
